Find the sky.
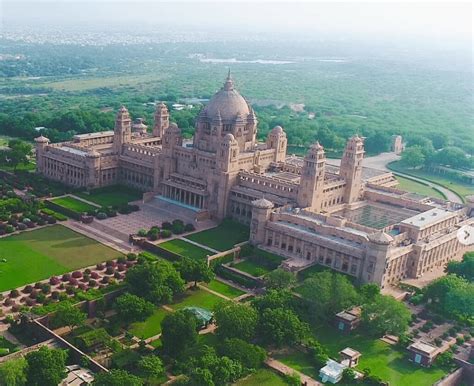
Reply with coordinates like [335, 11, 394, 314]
[1, 1, 472, 46]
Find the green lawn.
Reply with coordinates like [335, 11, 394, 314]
[234, 368, 289, 386]
[204, 279, 246, 299]
[129, 307, 169, 339]
[159, 239, 212, 260]
[395, 176, 445, 199]
[0, 336, 18, 356]
[76, 185, 142, 207]
[51, 196, 98, 213]
[233, 259, 272, 277]
[170, 288, 225, 311]
[0, 225, 123, 292]
[389, 162, 474, 200]
[185, 219, 250, 251]
[276, 323, 446, 386]
[274, 350, 319, 379]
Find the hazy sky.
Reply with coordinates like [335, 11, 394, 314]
[1, 1, 472, 45]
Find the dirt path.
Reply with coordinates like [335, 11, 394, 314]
[265, 357, 323, 386]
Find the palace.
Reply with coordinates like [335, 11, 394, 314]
[35, 73, 474, 288]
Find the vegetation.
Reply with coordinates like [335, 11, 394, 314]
[0, 225, 122, 292]
[50, 196, 98, 214]
[114, 293, 155, 326]
[0, 357, 28, 386]
[76, 185, 142, 207]
[161, 309, 199, 358]
[446, 252, 474, 282]
[50, 302, 87, 331]
[159, 239, 211, 260]
[25, 346, 67, 386]
[129, 307, 169, 339]
[264, 269, 296, 289]
[185, 219, 249, 251]
[174, 257, 214, 287]
[214, 301, 258, 341]
[92, 369, 143, 386]
[204, 279, 245, 299]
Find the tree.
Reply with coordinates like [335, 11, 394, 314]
[264, 269, 296, 290]
[161, 309, 199, 358]
[214, 301, 258, 341]
[125, 260, 185, 304]
[219, 338, 267, 370]
[359, 283, 380, 303]
[446, 253, 474, 282]
[114, 293, 154, 325]
[0, 140, 32, 171]
[50, 302, 86, 331]
[175, 257, 214, 287]
[401, 146, 425, 168]
[186, 368, 214, 386]
[92, 369, 143, 386]
[252, 289, 295, 313]
[436, 351, 454, 369]
[258, 307, 309, 347]
[361, 295, 411, 336]
[0, 357, 28, 386]
[308, 339, 329, 367]
[137, 355, 164, 380]
[342, 367, 357, 383]
[209, 356, 242, 385]
[298, 271, 359, 320]
[25, 347, 67, 386]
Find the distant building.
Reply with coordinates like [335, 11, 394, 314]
[334, 307, 361, 333]
[407, 341, 440, 367]
[35, 74, 473, 288]
[61, 365, 94, 385]
[391, 135, 404, 154]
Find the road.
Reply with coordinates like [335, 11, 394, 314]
[328, 152, 463, 204]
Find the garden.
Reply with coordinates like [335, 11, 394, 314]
[75, 185, 143, 207]
[51, 196, 98, 213]
[158, 239, 212, 261]
[230, 245, 285, 277]
[0, 224, 123, 292]
[204, 279, 245, 299]
[185, 218, 249, 251]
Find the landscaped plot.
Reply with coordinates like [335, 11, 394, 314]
[234, 368, 289, 386]
[395, 176, 444, 199]
[159, 239, 211, 260]
[170, 288, 224, 311]
[76, 185, 142, 207]
[51, 196, 98, 213]
[204, 279, 246, 299]
[276, 323, 446, 386]
[129, 307, 169, 339]
[233, 260, 272, 277]
[185, 219, 249, 251]
[0, 336, 18, 356]
[0, 225, 123, 292]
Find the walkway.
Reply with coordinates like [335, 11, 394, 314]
[265, 357, 322, 386]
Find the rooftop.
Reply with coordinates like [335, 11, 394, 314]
[320, 359, 346, 379]
[409, 341, 439, 356]
[401, 208, 454, 229]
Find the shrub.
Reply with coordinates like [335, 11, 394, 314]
[114, 272, 123, 280]
[126, 253, 137, 261]
[72, 271, 83, 279]
[62, 273, 71, 282]
[9, 289, 19, 298]
[66, 285, 75, 295]
[17, 223, 27, 230]
[117, 256, 126, 264]
[51, 291, 60, 300]
[25, 298, 35, 306]
[5, 225, 14, 233]
[23, 285, 33, 294]
[91, 272, 100, 279]
[36, 293, 46, 303]
[83, 274, 90, 282]
[49, 276, 60, 285]
[29, 290, 38, 299]
[101, 276, 110, 284]
[89, 279, 97, 287]
[69, 278, 79, 286]
[84, 268, 91, 275]
[96, 212, 108, 220]
[106, 260, 116, 267]
[160, 229, 172, 238]
[34, 282, 43, 289]
[434, 338, 442, 346]
[117, 263, 125, 272]
[456, 336, 465, 345]
[4, 298, 13, 306]
[41, 284, 51, 294]
[137, 229, 147, 237]
[161, 221, 172, 230]
[184, 223, 195, 232]
[105, 266, 115, 275]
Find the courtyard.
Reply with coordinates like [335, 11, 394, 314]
[185, 219, 249, 251]
[0, 225, 123, 292]
[75, 185, 143, 207]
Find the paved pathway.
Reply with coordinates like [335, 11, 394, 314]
[265, 357, 322, 386]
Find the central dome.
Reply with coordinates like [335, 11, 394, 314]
[204, 73, 250, 121]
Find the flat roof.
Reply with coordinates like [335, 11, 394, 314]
[409, 341, 438, 355]
[340, 347, 361, 358]
[60, 146, 88, 156]
[336, 311, 359, 322]
[401, 208, 454, 228]
[320, 359, 346, 378]
[74, 131, 114, 139]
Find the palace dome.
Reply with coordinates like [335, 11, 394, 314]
[203, 73, 250, 121]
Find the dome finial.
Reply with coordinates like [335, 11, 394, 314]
[223, 70, 234, 91]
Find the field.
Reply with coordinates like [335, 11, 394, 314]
[170, 288, 224, 311]
[51, 196, 98, 213]
[159, 239, 212, 260]
[390, 162, 474, 200]
[0, 225, 123, 292]
[204, 279, 246, 299]
[395, 176, 444, 199]
[185, 219, 249, 251]
[129, 307, 169, 339]
[76, 185, 143, 207]
[276, 324, 446, 386]
[233, 368, 289, 386]
[233, 259, 272, 277]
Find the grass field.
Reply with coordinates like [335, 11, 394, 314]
[233, 259, 272, 277]
[76, 185, 142, 207]
[0, 225, 123, 292]
[170, 288, 224, 311]
[204, 279, 246, 298]
[159, 239, 212, 260]
[233, 368, 289, 386]
[51, 196, 98, 213]
[185, 219, 250, 251]
[129, 307, 169, 339]
[395, 176, 444, 199]
[275, 323, 446, 386]
[389, 162, 474, 200]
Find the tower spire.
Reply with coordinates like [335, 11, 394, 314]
[223, 70, 234, 91]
